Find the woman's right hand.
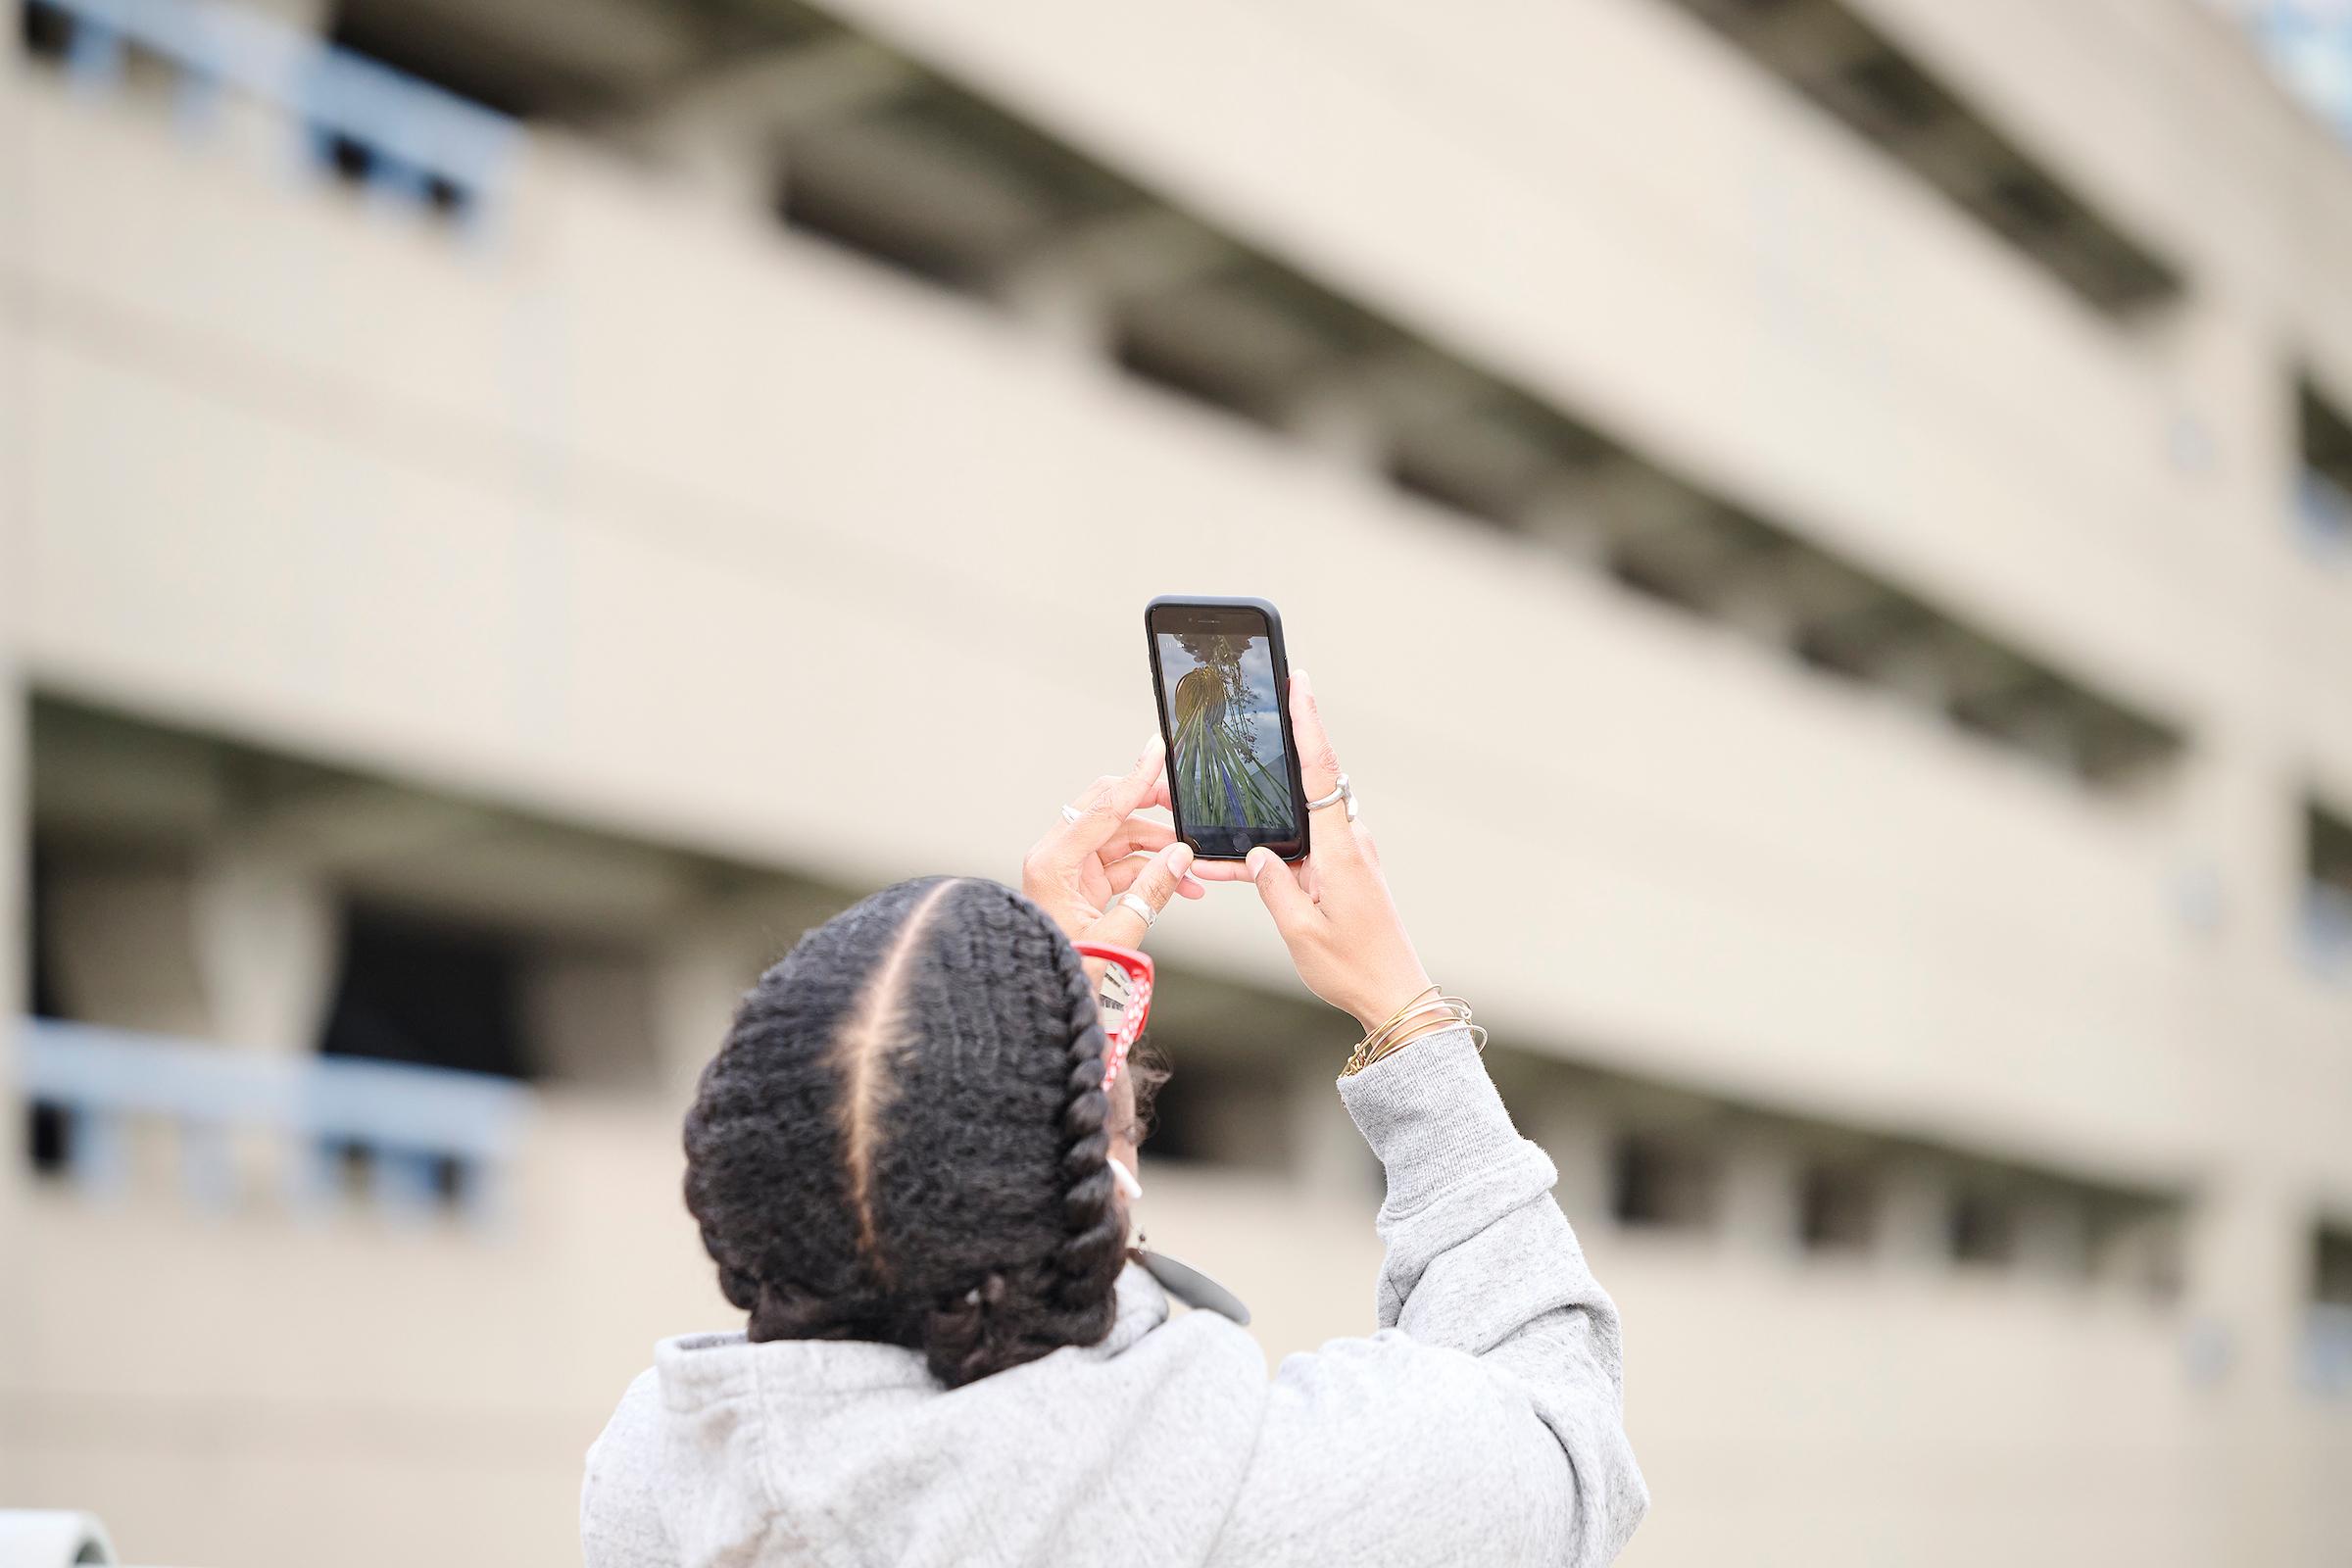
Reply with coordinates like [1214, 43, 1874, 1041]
[1219, 670, 1437, 1033]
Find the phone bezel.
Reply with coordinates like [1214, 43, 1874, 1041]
[1144, 595, 1310, 863]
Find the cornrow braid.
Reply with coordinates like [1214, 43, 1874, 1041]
[682, 876, 1129, 1388]
[1049, 919, 1125, 1316]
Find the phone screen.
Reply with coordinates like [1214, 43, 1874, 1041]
[1148, 602, 1303, 860]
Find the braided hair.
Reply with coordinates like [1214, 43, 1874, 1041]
[682, 877, 1131, 1388]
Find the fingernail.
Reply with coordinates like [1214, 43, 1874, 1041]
[1246, 848, 1272, 878]
[1140, 731, 1165, 760]
[1169, 843, 1194, 875]
[1292, 669, 1311, 698]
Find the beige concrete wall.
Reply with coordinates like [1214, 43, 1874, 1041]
[827, 0, 2257, 717]
[10, 80, 2324, 1189]
[828, 0, 2352, 791]
[2, 0, 2350, 1563]
[11, 1102, 2348, 1568]
[1, 32, 32, 1421]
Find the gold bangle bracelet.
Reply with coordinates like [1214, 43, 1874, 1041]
[1343, 994, 1478, 1076]
[1362, 998, 1465, 1057]
[1342, 1000, 1445, 1076]
[1354, 997, 1460, 1059]
[1356, 984, 1440, 1048]
[1366, 1007, 1465, 1062]
[1345, 1001, 1467, 1071]
[1353, 1007, 1464, 1073]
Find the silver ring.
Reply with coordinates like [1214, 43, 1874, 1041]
[1304, 772, 1359, 822]
[1060, 804, 1084, 824]
[1115, 892, 1157, 928]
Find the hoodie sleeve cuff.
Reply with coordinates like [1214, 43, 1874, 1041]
[1335, 1027, 1532, 1216]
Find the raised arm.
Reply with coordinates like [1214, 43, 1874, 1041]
[1203, 673, 1647, 1566]
[1338, 1026, 1645, 1561]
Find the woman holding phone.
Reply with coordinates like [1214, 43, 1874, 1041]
[581, 672, 1647, 1567]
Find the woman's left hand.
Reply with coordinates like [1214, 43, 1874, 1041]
[1022, 735, 1205, 942]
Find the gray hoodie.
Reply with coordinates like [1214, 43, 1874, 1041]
[581, 1030, 1648, 1567]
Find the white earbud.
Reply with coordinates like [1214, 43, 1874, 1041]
[1107, 1155, 1144, 1202]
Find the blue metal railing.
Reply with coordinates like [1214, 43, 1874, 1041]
[23, 0, 519, 230]
[17, 1016, 531, 1224]
[2303, 1302, 2352, 1396]
[2306, 882, 2352, 980]
[2297, 467, 2352, 562]
[2243, 2, 2352, 146]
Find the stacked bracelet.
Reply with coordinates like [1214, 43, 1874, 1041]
[1341, 989, 1486, 1077]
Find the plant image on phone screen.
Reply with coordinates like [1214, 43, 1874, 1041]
[1148, 599, 1305, 860]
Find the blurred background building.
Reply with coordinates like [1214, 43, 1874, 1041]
[2, 0, 2349, 1561]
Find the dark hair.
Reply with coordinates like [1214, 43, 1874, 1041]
[682, 876, 1131, 1387]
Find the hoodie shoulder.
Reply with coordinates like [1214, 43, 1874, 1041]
[583, 1367, 677, 1568]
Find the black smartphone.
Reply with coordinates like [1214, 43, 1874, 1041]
[1145, 596, 1309, 862]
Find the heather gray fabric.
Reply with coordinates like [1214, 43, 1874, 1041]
[581, 1028, 1648, 1567]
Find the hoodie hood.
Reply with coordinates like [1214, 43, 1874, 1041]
[583, 1265, 1272, 1568]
